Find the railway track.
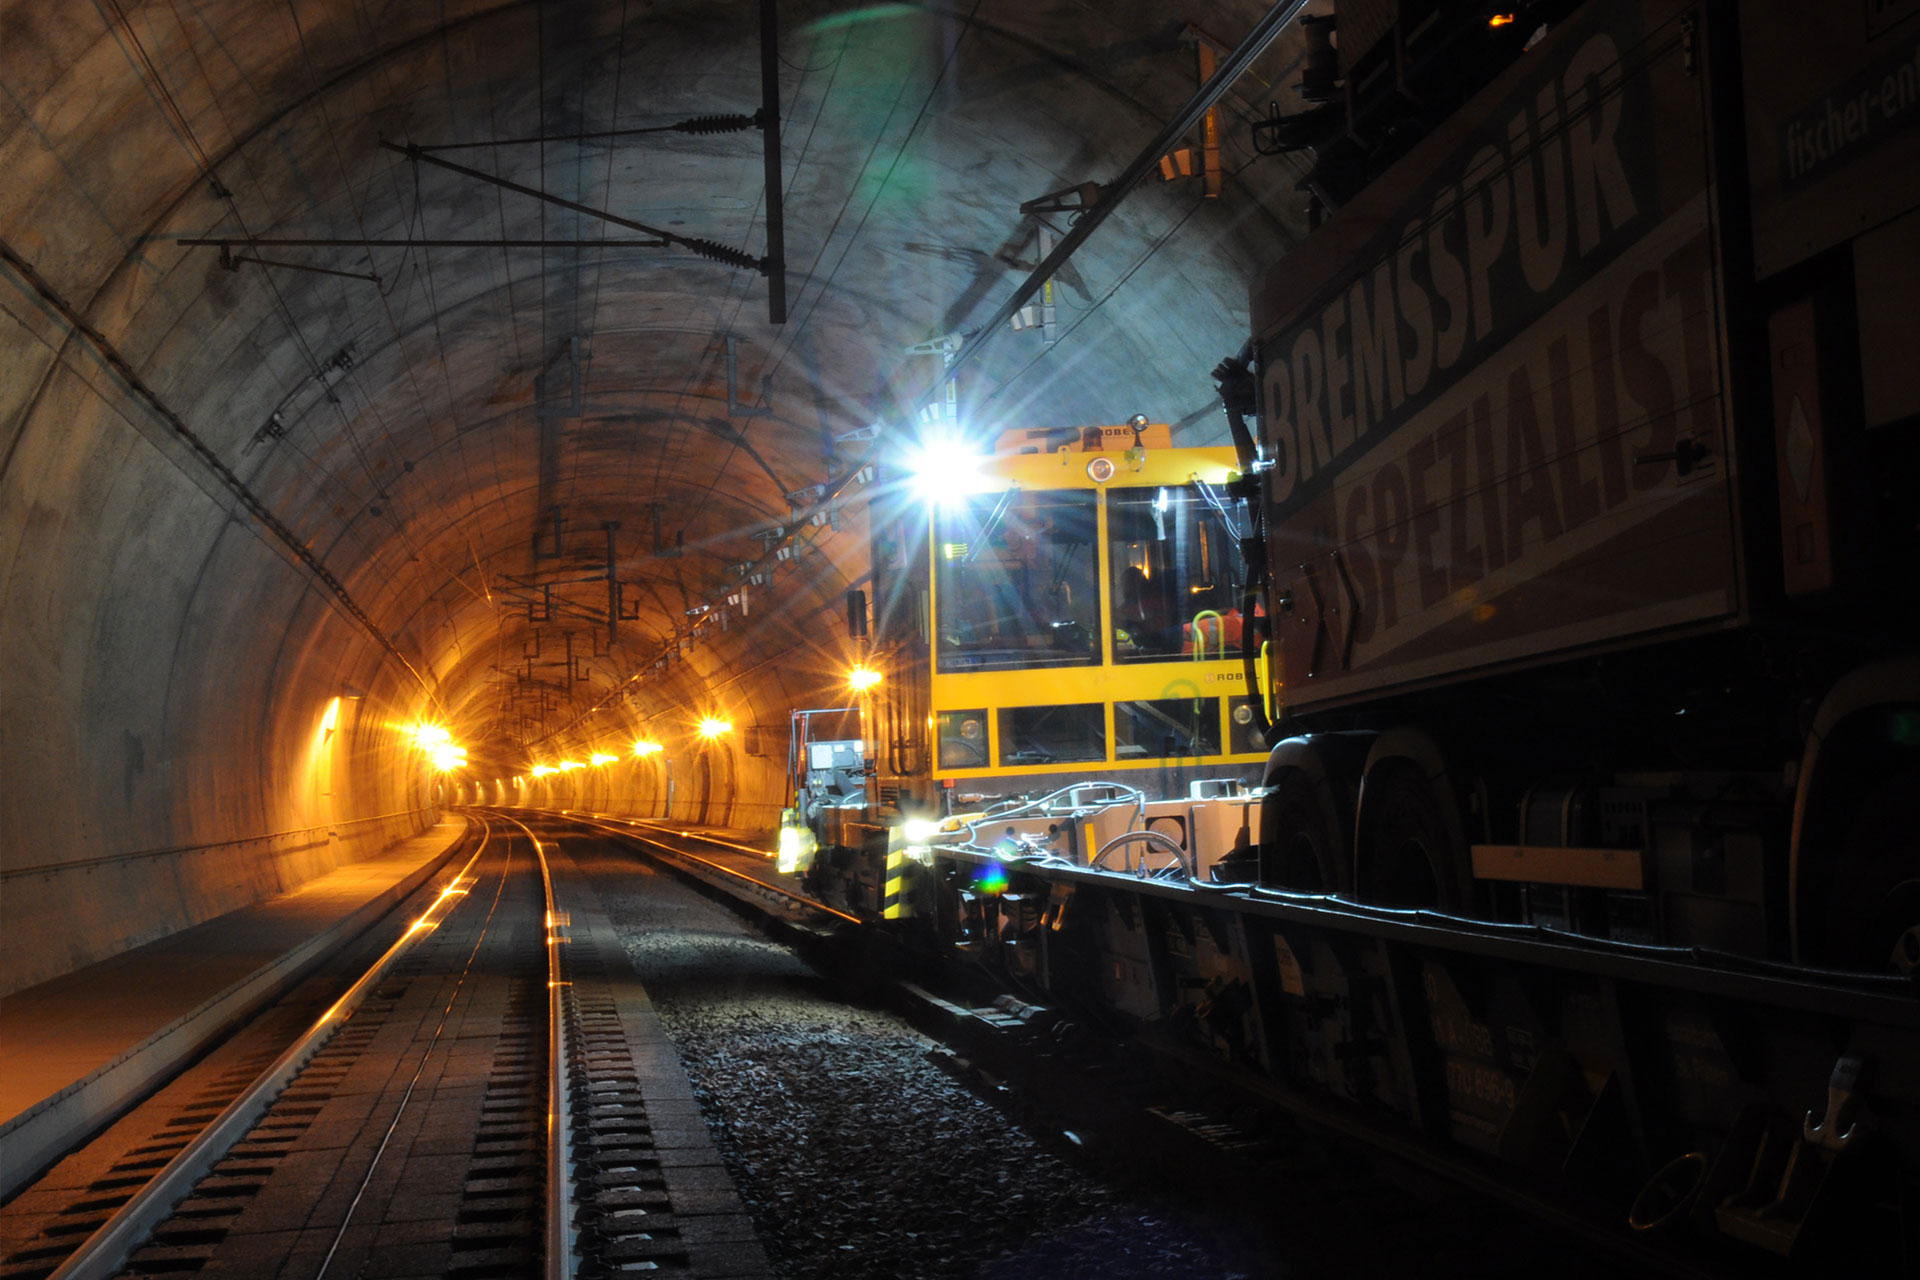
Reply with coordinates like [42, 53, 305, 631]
[549, 811, 1730, 1280]
[561, 814, 857, 937]
[4, 816, 757, 1280]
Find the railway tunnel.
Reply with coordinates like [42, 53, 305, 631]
[10, 3, 1920, 1276]
[1, 0, 1303, 994]
[1, 4, 1325, 1272]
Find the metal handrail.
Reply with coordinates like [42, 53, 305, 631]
[1190, 610, 1226, 660]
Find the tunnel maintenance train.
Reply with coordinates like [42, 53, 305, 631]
[779, 0, 1920, 1270]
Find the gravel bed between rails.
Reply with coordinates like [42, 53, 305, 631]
[587, 855, 1267, 1280]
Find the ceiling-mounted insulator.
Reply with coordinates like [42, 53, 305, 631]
[677, 113, 757, 135]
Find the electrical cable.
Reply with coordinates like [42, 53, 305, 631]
[100, 0, 458, 698]
[0, 236, 439, 703]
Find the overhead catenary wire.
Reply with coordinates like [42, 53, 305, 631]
[578, 14, 847, 679]
[542, 4, 1309, 744]
[663, 2, 978, 575]
[639, 15, 857, 514]
[271, 0, 490, 680]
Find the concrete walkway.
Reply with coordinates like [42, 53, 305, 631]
[0, 817, 471, 1198]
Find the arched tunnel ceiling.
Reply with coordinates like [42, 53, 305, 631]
[3, 0, 1314, 775]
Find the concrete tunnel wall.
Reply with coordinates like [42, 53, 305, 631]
[0, 378, 445, 994]
[3, 278, 444, 995]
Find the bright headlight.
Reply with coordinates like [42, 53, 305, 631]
[904, 435, 986, 504]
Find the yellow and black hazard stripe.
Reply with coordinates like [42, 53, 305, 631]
[882, 828, 914, 919]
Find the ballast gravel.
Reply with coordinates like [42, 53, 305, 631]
[587, 857, 1262, 1280]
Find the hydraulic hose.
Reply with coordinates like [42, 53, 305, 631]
[1212, 346, 1275, 743]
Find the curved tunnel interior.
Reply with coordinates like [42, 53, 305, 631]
[0, 0, 1312, 993]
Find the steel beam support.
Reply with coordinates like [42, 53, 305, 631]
[604, 522, 620, 645]
[219, 244, 380, 282]
[378, 141, 761, 271]
[412, 114, 757, 151]
[1196, 38, 1224, 200]
[181, 237, 667, 250]
[759, 0, 787, 323]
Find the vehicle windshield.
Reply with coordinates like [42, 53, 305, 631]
[934, 489, 1098, 671]
[1108, 483, 1245, 663]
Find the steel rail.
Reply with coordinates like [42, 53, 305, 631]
[47, 821, 496, 1280]
[568, 810, 777, 861]
[496, 813, 576, 1280]
[943, 845, 1920, 1026]
[560, 813, 859, 925]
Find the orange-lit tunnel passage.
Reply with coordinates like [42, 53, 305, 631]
[1, 0, 1308, 996]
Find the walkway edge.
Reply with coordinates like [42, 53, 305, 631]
[0, 817, 472, 1201]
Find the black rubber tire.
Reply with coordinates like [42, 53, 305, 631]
[1261, 771, 1346, 894]
[1818, 764, 1920, 972]
[1359, 760, 1464, 910]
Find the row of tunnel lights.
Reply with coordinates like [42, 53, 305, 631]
[405, 665, 884, 781]
[529, 715, 730, 777]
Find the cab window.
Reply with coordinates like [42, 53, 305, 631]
[935, 490, 1098, 671]
[1108, 484, 1246, 664]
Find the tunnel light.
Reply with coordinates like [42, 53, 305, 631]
[320, 697, 340, 736]
[409, 723, 453, 749]
[558, 760, 584, 772]
[848, 665, 883, 692]
[532, 764, 556, 778]
[590, 752, 618, 767]
[1489, 12, 1515, 25]
[405, 722, 467, 772]
[697, 717, 733, 740]
[903, 434, 986, 504]
[632, 740, 664, 758]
